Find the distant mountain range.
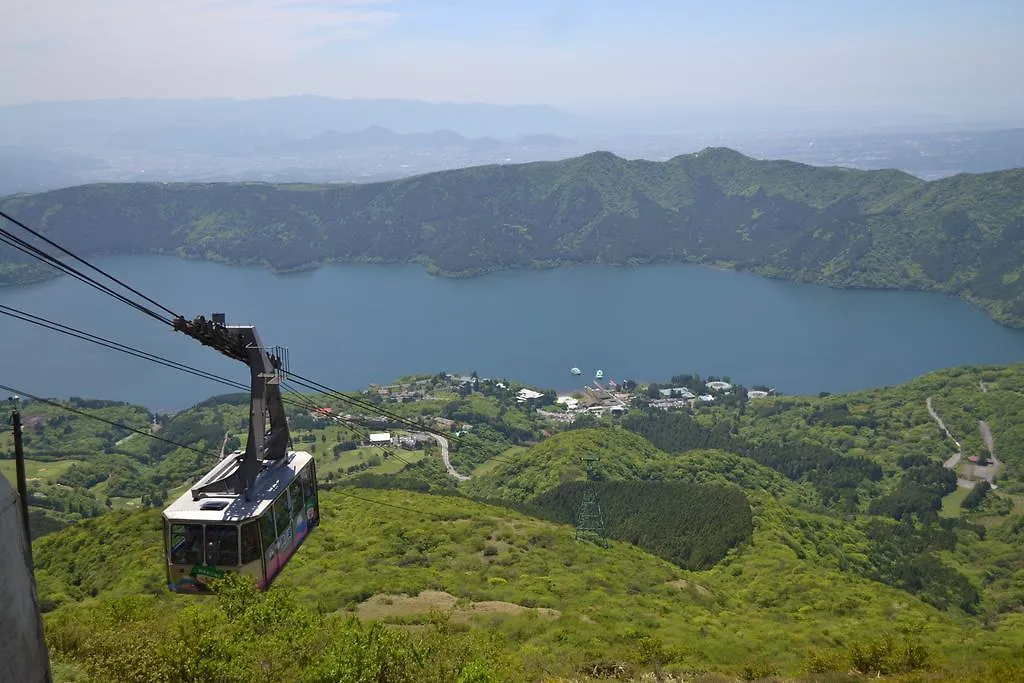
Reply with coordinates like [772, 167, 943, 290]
[1, 97, 1023, 196]
[262, 126, 578, 155]
[0, 96, 583, 147]
[3, 147, 1024, 327]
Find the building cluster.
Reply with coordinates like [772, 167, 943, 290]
[370, 379, 431, 403]
[648, 380, 773, 411]
[366, 431, 433, 450]
[530, 380, 632, 423]
[516, 388, 544, 403]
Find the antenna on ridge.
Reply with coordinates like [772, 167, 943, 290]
[575, 455, 608, 548]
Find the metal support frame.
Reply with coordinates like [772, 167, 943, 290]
[174, 313, 292, 501]
[575, 455, 608, 548]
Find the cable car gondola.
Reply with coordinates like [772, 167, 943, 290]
[162, 313, 319, 593]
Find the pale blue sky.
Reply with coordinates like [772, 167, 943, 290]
[2, 0, 1022, 120]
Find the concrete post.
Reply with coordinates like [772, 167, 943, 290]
[0, 475, 53, 683]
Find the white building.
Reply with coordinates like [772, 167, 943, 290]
[556, 395, 580, 410]
[706, 381, 733, 391]
[516, 388, 544, 403]
[698, 394, 716, 403]
[649, 398, 689, 410]
[368, 432, 392, 445]
[747, 390, 769, 399]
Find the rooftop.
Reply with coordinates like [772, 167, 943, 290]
[163, 450, 313, 523]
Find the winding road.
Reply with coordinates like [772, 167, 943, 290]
[971, 420, 1001, 489]
[926, 396, 974, 489]
[429, 433, 470, 481]
[926, 389, 1003, 490]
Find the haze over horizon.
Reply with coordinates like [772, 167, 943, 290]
[4, 0, 1024, 131]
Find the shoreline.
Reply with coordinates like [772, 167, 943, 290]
[13, 360, 1024, 417]
[2, 252, 1020, 330]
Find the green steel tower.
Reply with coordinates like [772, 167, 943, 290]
[575, 455, 608, 548]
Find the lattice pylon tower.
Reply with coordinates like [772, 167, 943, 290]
[575, 455, 608, 548]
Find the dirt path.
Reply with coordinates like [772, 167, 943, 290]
[980, 380, 989, 393]
[926, 397, 974, 489]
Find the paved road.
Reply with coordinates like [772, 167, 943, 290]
[973, 420, 1001, 489]
[430, 433, 469, 481]
[926, 397, 974, 489]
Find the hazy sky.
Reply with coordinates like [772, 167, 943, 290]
[3, 0, 1023, 118]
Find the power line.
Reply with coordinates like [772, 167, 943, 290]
[286, 373, 521, 469]
[0, 208, 515, 471]
[328, 488, 445, 520]
[0, 382, 221, 461]
[280, 380, 415, 469]
[0, 383, 445, 520]
[0, 304, 425, 474]
[287, 371, 502, 455]
[0, 304, 248, 391]
[0, 209, 180, 321]
[2, 302, 517, 474]
[0, 226, 175, 327]
[0, 304, 350, 424]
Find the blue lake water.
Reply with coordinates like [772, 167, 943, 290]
[2, 256, 1023, 412]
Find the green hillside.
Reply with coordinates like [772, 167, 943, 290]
[15, 364, 1024, 680]
[34, 488, 1024, 682]
[0, 394, 252, 536]
[4, 149, 1024, 326]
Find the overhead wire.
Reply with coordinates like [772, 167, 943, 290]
[0, 305, 368, 446]
[286, 371, 508, 456]
[0, 226, 175, 327]
[0, 382, 221, 461]
[0, 382, 445, 520]
[2, 299, 517, 471]
[0, 303, 425, 471]
[0, 210, 518, 471]
[329, 488, 445, 520]
[0, 304, 415, 463]
[0, 305, 391, 450]
[0, 304, 248, 391]
[0, 209, 180, 321]
[0, 212, 522, 520]
[285, 372, 518, 467]
[280, 380, 416, 469]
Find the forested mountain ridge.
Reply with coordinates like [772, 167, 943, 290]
[3, 147, 1024, 325]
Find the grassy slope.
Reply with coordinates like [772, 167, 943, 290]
[34, 488, 1012, 679]
[465, 429, 795, 502]
[18, 365, 1024, 678]
[4, 149, 1024, 326]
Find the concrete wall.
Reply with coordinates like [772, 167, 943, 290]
[0, 476, 52, 683]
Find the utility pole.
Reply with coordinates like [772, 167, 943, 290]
[11, 395, 32, 562]
[575, 455, 608, 548]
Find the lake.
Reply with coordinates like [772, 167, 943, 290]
[2, 256, 1023, 412]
